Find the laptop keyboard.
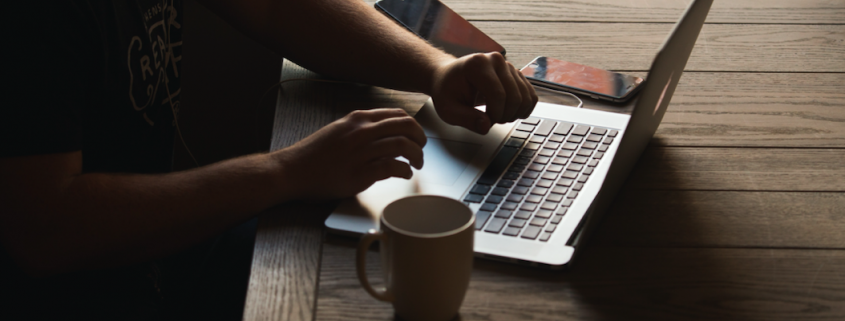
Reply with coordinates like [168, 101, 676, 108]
[464, 118, 617, 242]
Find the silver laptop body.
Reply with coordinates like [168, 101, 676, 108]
[326, 0, 712, 268]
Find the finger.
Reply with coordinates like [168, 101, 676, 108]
[346, 108, 409, 124]
[434, 102, 491, 135]
[494, 61, 523, 123]
[366, 158, 413, 181]
[508, 63, 537, 120]
[361, 136, 425, 169]
[358, 115, 427, 148]
[465, 53, 507, 123]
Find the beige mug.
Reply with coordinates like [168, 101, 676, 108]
[356, 195, 475, 321]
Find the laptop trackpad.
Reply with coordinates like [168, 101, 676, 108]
[417, 138, 481, 186]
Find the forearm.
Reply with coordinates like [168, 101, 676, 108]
[2, 152, 287, 275]
[199, 0, 454, 94]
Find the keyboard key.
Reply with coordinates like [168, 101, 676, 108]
[524, 143, 542, 150]
[567, 191, 579, 199]
[519, 149, 536, 157]
[521, 226, 542, 240]
[572, 156, 589, 164]
[475, 211, 492, 230]
[517, 178, 534, 187]
[556, 178, 574, 187]
[505, 137, 525, 147]
[523, 170, 540, 179]
[495, 209, 513, 219]
[538, 149, 555, 157]
[511, 131, 529, 139]
[541, 172, 557, 180]
[572, 125, 590, 136]
[545, 224, 557, 232]
[535, 210, 553, 219]
[516, 124, 535, 132]
[554, 122, 573, 135]
[556, 207, 568, 215]
[586, 134, 603, 142]
[549, 134, 565, 142]
[484, 218, 507, 233]
[536, 179, 554, 188]
[534, 120, 557, 136]
[509, 218, 527, 228]
[567, 164, 583, 172]
[562, 171, 579, 179]
[583, 167, 594, 175]
[491, 187, 509, 196]
[593, 152, 604, 159]
[531, 187, 549, 196]
[576, 149, 592, 157]
[501, 202, 518, 210]
[566, 135, 583, 143]
[571, 183, 584, 191]
[520, 202, 537, 211]
[557, 150, 573, 158]
[497, 180, 515, 188]
[515, 210, 533, 219]
[544, 142, 560, 150]
[552, 186, 568, 194]
[591, 128, 607, 135]
[470, 184, 491, 195]
[541, 201, 557, 210]
[528, 164, 544, 172]
[512, 186, 530, 194]
[525, 195, 542, 203]
[533, 156, 550, 165]
[598, 144, 609, 152]
[561, 142, 579, 150]
[506, 194, 523, 203]
[547, 164, 564, 172]
[588, 159, 599, 167]
[604, 137, 614, 144]
[480, 203, 497, 212]
[463, 194, 483, 203]
[477, 146, 519, 185]
[551, 215, 563, 224]
[608, 130, 618, 137]
[551, 157, 568, 165]
[529, 135, 545, 144]
[503, 171, 520, 180]
[539, 232, 552, 242]
[561, 199, 574, 207]
[486, 195, 504, 204]
[546, 193, 564, 202]
[530, 217, 548, 226]
[578, 175, 589, 183]
[582, 142, 598, 149]
[522, 117, 541, 125]
[503, 227, 521, 237]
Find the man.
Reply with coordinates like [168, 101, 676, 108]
[0, 0, 536, 319]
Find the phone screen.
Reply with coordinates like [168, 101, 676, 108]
[522, 57, 643, 100]
[375, 0, 505, 57]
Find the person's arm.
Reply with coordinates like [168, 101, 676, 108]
[0, 109, 425, 276]
[197, 0, 538, 134]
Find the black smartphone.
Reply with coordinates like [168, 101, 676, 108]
[374, 0, 506, 57]
[521, 56, 645, 103]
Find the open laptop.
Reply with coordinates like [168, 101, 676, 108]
[326, 0, 712, 268]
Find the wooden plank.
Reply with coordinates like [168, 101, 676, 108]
[628, 147, 845, 191]
[316, 239, 845, 321]
[594, 191, 845, 248]
[447, 0, 845, 24]
[474, 22, 845, 72]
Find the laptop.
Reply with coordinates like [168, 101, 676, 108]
[326, 0, 713, 268]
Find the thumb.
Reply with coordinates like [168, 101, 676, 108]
[435, 102, 492, 134]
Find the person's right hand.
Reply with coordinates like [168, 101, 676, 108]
[272, 108, 426, 200]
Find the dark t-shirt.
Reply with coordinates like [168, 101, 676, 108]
[2, 1, 183, 318]
[2, 0, 182, 174]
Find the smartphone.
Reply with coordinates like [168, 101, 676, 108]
[521, 57, 644, 103]
[375, 0, 506, 57]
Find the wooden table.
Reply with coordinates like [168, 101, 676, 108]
[243, 1, 845, 320]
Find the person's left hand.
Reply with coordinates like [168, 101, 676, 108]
[429, 52, 538, 135]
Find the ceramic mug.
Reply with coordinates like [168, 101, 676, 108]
[356, 195, 475, 321]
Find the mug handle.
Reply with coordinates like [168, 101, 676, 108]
[356, 229, 394, 302]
